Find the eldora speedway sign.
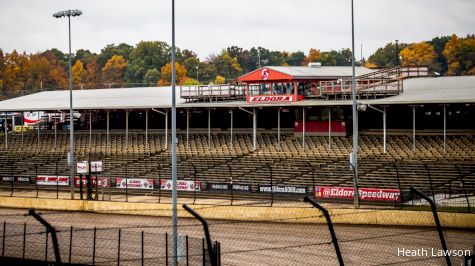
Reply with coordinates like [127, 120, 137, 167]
[248, 95, 293, 103]
[315, 186, 401, 202]
[160, 180, 201, 191]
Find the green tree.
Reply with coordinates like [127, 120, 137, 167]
[97, 43, 133, 68]
[367, 42, 408, 67]
[210, 51, 242, 80]
[144, 68, 160, 86]
[182, 77, 202, 86]
[126, 41, 171, 85]
[286, 51, 305, 66]
[430, 36, 451, 74]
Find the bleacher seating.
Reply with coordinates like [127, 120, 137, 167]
[0, 131, 474, 194]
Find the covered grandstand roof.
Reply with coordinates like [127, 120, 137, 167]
[0, 76, 474, 111]
[237, 66, 375, 82]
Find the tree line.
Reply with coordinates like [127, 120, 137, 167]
[0, 34, 474, 100]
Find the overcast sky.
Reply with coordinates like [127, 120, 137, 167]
[1, 0, 474, 60]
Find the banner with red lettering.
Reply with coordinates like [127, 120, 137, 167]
[115, 178, 154, 190]
[74, 176, 110, 188]
[248, 95, 294, 103]
[36, 175, 69, 186]
[160, 180, 201, 191]
[315, 186, 400, 201]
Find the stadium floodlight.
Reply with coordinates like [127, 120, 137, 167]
[350, 0, 359, 208]
[53, 9, 82, 200]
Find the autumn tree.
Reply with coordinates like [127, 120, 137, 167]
[84, 59, 102, 89]
[157, 62, 187, 86]
[303, 48, 322, 65]
[443, 34, 475, 75]
[102, 55, 128, 87]
[210, 52, 242, 80]
[126, 41, 171, 84]
[400, 42, 439, 72]
[214, 75, 225, 84]
[72, 60, 86, 87]
[97, 43, 133, 68]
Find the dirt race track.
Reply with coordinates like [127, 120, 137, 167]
[0, 208, 473, 266]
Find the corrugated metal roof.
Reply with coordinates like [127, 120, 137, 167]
[0, 76, 473, 111]
[267, 66, 375, 78]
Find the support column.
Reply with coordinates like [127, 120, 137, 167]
[277, 108, 281, 149]
[54, 115, 57, 148]
[328, 107, 331, 151]
[106, 110, 110, 149]
[89, 110, 92, 147]
[145, 109, 149, 149]
[21, 112, 24, 147]
[302, 107, 306, 150]
[186, 109, 189, 147]
[37, 111, 40, 147]
[253, 108, 257, 151]
[208, 108, 211, 148]
[412, 106, 416, 152]
[4, 112, 7, 149]
[443, 105, 447, 154]
[230, 109, 233, 149]
[383, 107, 387, 154]
[165, 109, 168, 150]
[125, 110, 129, 149]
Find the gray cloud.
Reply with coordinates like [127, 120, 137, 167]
[0, 0, 473, 60]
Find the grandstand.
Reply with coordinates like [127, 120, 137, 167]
[0, 65, 474, 205]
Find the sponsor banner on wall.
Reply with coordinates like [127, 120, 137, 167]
[1, 176, 31, 183]
[116, 178, 154, 190]
[160, 180, 201, 192]
[36, 175, 69, 186]
[314, 186, 401, 201]
[74, 176, 109, 188]
[207, 183, 252, 193]
[259, 185, 307, 194]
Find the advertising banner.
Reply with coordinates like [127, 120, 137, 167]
[74, 176, 109, 188]
[207, 183, 252, 193]
[116, 178, 154, 190]
[160, 180, 201, 191]
[258, 185, 306, 194]
[90, 161, 103, 173]
[0, 176, 31, 183]
[36, 175, 69, 186]
[76, 162, 89, 174]
[314, 186, 401, 201]
[248, 95, 294, 103]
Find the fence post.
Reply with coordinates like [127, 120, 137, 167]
[125, 164, 128, 203]
[141, 231, 144, 266]
[2, 221, 6, 257]
[423, 164, 435, 202]
[410, 187, 451, 266]
[69, 226, 73, 264]
[268, 164, 273, 207]
[227, 162, 233, 206]
[307, 161, 315, 199]
[165, 233, 168, 266]
[455, 165, 471, 212]
[29, 210, 61, 265]
[192, 162, 197, 205]
[22, 223, 26, 259]
[56, 162, 59, 199]
[45, 228, 49, 262]
[393, 164, 402, 207]
[35, 162, 39, 198]
[186, 235, 189, 266]
[117, 228, 121, 266]
[158, 163, 161, 203]
[183, 204, 217, 266]
[93, 227, 97, 265]
[304, 196, 344, 265]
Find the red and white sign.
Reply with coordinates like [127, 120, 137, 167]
[74, 176, 110, 188]
[76, 162, 89, 174]
[116, 178, 154, 190]
[261, 68, 269, 80]
[248, 95, 294, 103]
[315, 186, 400, 202]
[36, 175, 69, 186]
[160, 180, 201, 191]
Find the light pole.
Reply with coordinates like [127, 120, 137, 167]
[350, 0, 359, 208]
[195, 65, 199, 82]
[171, 1, 178, 265]
[53, 9, 82, 200]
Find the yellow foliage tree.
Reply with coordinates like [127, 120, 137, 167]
[214, 75, 225, 84]
[399, 42, 437, 67]
[102, 55, 128, 87]
[443, 34, 475, 75]
[303, 48, 321, 65]
[157, 62, 187, 86]
[72, 60, 86, 87]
